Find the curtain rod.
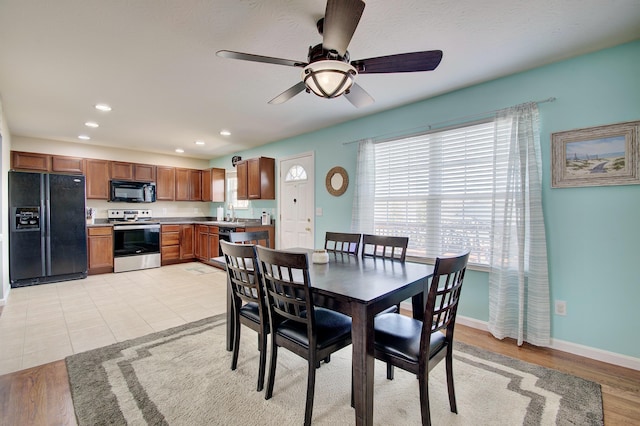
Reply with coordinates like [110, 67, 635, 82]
[342, 97, 556, 146]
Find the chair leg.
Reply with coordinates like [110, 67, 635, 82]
[257, 331, 267, 392]
[304, 358, 317, 426]
[445, 346, 458, 414]
[231, 316, 241, 370]
[265, 341, 278, 400]
[386, 362, 394, 380]
[324, 355, 331, 364]
[418, 372, 432, 426]
[351, 368, 355, 408]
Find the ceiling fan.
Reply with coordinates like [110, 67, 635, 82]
[216, 0, 443, 108]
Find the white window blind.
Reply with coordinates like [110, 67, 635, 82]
[372, 120, 511, 266]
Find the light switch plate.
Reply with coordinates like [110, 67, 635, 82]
[316, 207, 323, 216]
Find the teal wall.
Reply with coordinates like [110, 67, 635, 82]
[210, 40, 640, 359]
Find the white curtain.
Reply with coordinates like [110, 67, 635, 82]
[488, 103, 550, 346]
[351, 139, 375, 234]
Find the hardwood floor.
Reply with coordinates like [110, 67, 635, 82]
[0, 324, 638, 425]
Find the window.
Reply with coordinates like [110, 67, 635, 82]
[226, 171, 249, 209]
[285, 164, 308, 181]
[370, 120, 511, 266]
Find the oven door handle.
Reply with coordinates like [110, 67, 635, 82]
[114, 224, 160, 231]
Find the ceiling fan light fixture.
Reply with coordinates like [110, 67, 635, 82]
[302, 60, 356, 99]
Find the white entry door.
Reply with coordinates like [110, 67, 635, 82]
[278, 152, 315, 249]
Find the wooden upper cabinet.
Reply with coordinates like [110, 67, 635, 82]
[201, 168, 226, 202]
[189, 169, 202, 201]
[52, 155, 84, 174]
[111, 162, 134, 180]
[134, 164, 156, 182]
[247, 157, 275, 200]
[85, 159, 110, 199]
[111, 162, 156, 182]
[236, 161, 248, 200]
[12, 151, 84, 174]
[12, 151, 51, 171]
[156, 166, 176, 201]
[175, 168, 190, 201]
[175, 168, 201, 201]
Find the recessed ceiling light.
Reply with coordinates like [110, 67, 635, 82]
[85, 121, 99, 128]
[175, 148, 184, 153]
[94, 103, 112, 112]
[195, 140, 205, 145]
[78, 135, 91, 140]
[220, 130, 231, 136]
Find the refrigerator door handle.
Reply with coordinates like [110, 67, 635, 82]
[44, 174, 52, 276]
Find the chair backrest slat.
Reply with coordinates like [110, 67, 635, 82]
[361, 234, 409, 262]
[220, 240, 266, 315]
[229, 230, 271, 247]
[420, 250, 470, 361]
[324, 232, 362, 255]
[256, 246, 315, 330]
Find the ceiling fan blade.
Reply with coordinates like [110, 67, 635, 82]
[268, 81, 307, 105]
[216, 50, 307, 68]
[322, 0, 365, 56]
[352, 50, 443, 74]
[344, 83, 374, 108]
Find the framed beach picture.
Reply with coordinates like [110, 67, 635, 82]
[551, 120, 640, 188]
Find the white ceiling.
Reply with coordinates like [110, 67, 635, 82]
[1, 1, 639, 160]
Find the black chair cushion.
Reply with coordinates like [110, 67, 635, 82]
[276, 307, 352, 350]
[239, 302, 264, 324]
[374, 313, 446, 364]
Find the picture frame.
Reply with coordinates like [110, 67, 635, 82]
[551, 120, 640, 188]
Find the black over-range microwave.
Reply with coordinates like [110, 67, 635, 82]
[110, 180, 156, 203]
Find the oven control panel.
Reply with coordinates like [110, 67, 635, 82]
[108, 209, 153, 221]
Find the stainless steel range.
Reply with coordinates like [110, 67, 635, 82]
[108, 209, 161, 273]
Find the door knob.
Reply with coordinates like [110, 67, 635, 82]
[305, 227, 311, 232]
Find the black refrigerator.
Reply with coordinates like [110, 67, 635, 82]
[9, 171, 88, 287]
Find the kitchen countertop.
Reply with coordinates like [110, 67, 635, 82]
[88, 217, 273, 228]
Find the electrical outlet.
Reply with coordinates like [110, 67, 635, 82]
[554, 300, 567, 316]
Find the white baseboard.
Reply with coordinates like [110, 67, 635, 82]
[456, 315, 640, 371]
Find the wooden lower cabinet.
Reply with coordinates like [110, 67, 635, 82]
[87, 226, 113, 275]
[161, 224, 195, 265]
[196, 225, 220, 262]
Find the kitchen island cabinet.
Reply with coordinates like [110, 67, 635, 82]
[87, 226, 113, 275]
[161, 224, 195, 264]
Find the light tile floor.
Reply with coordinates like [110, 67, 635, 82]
[0, 262, 228, 376]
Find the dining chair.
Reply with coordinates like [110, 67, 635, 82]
[324, 231, 361, 255]
[373, 249, 471, 426]
[361, 234, 409, 262]
[219, 240, 269, 392]
[229, 230, 270, 247]
[361, 234, 410, 314]
[255, 245, 353, 426]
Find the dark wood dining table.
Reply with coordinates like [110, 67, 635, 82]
[213, 250, 434, 426]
